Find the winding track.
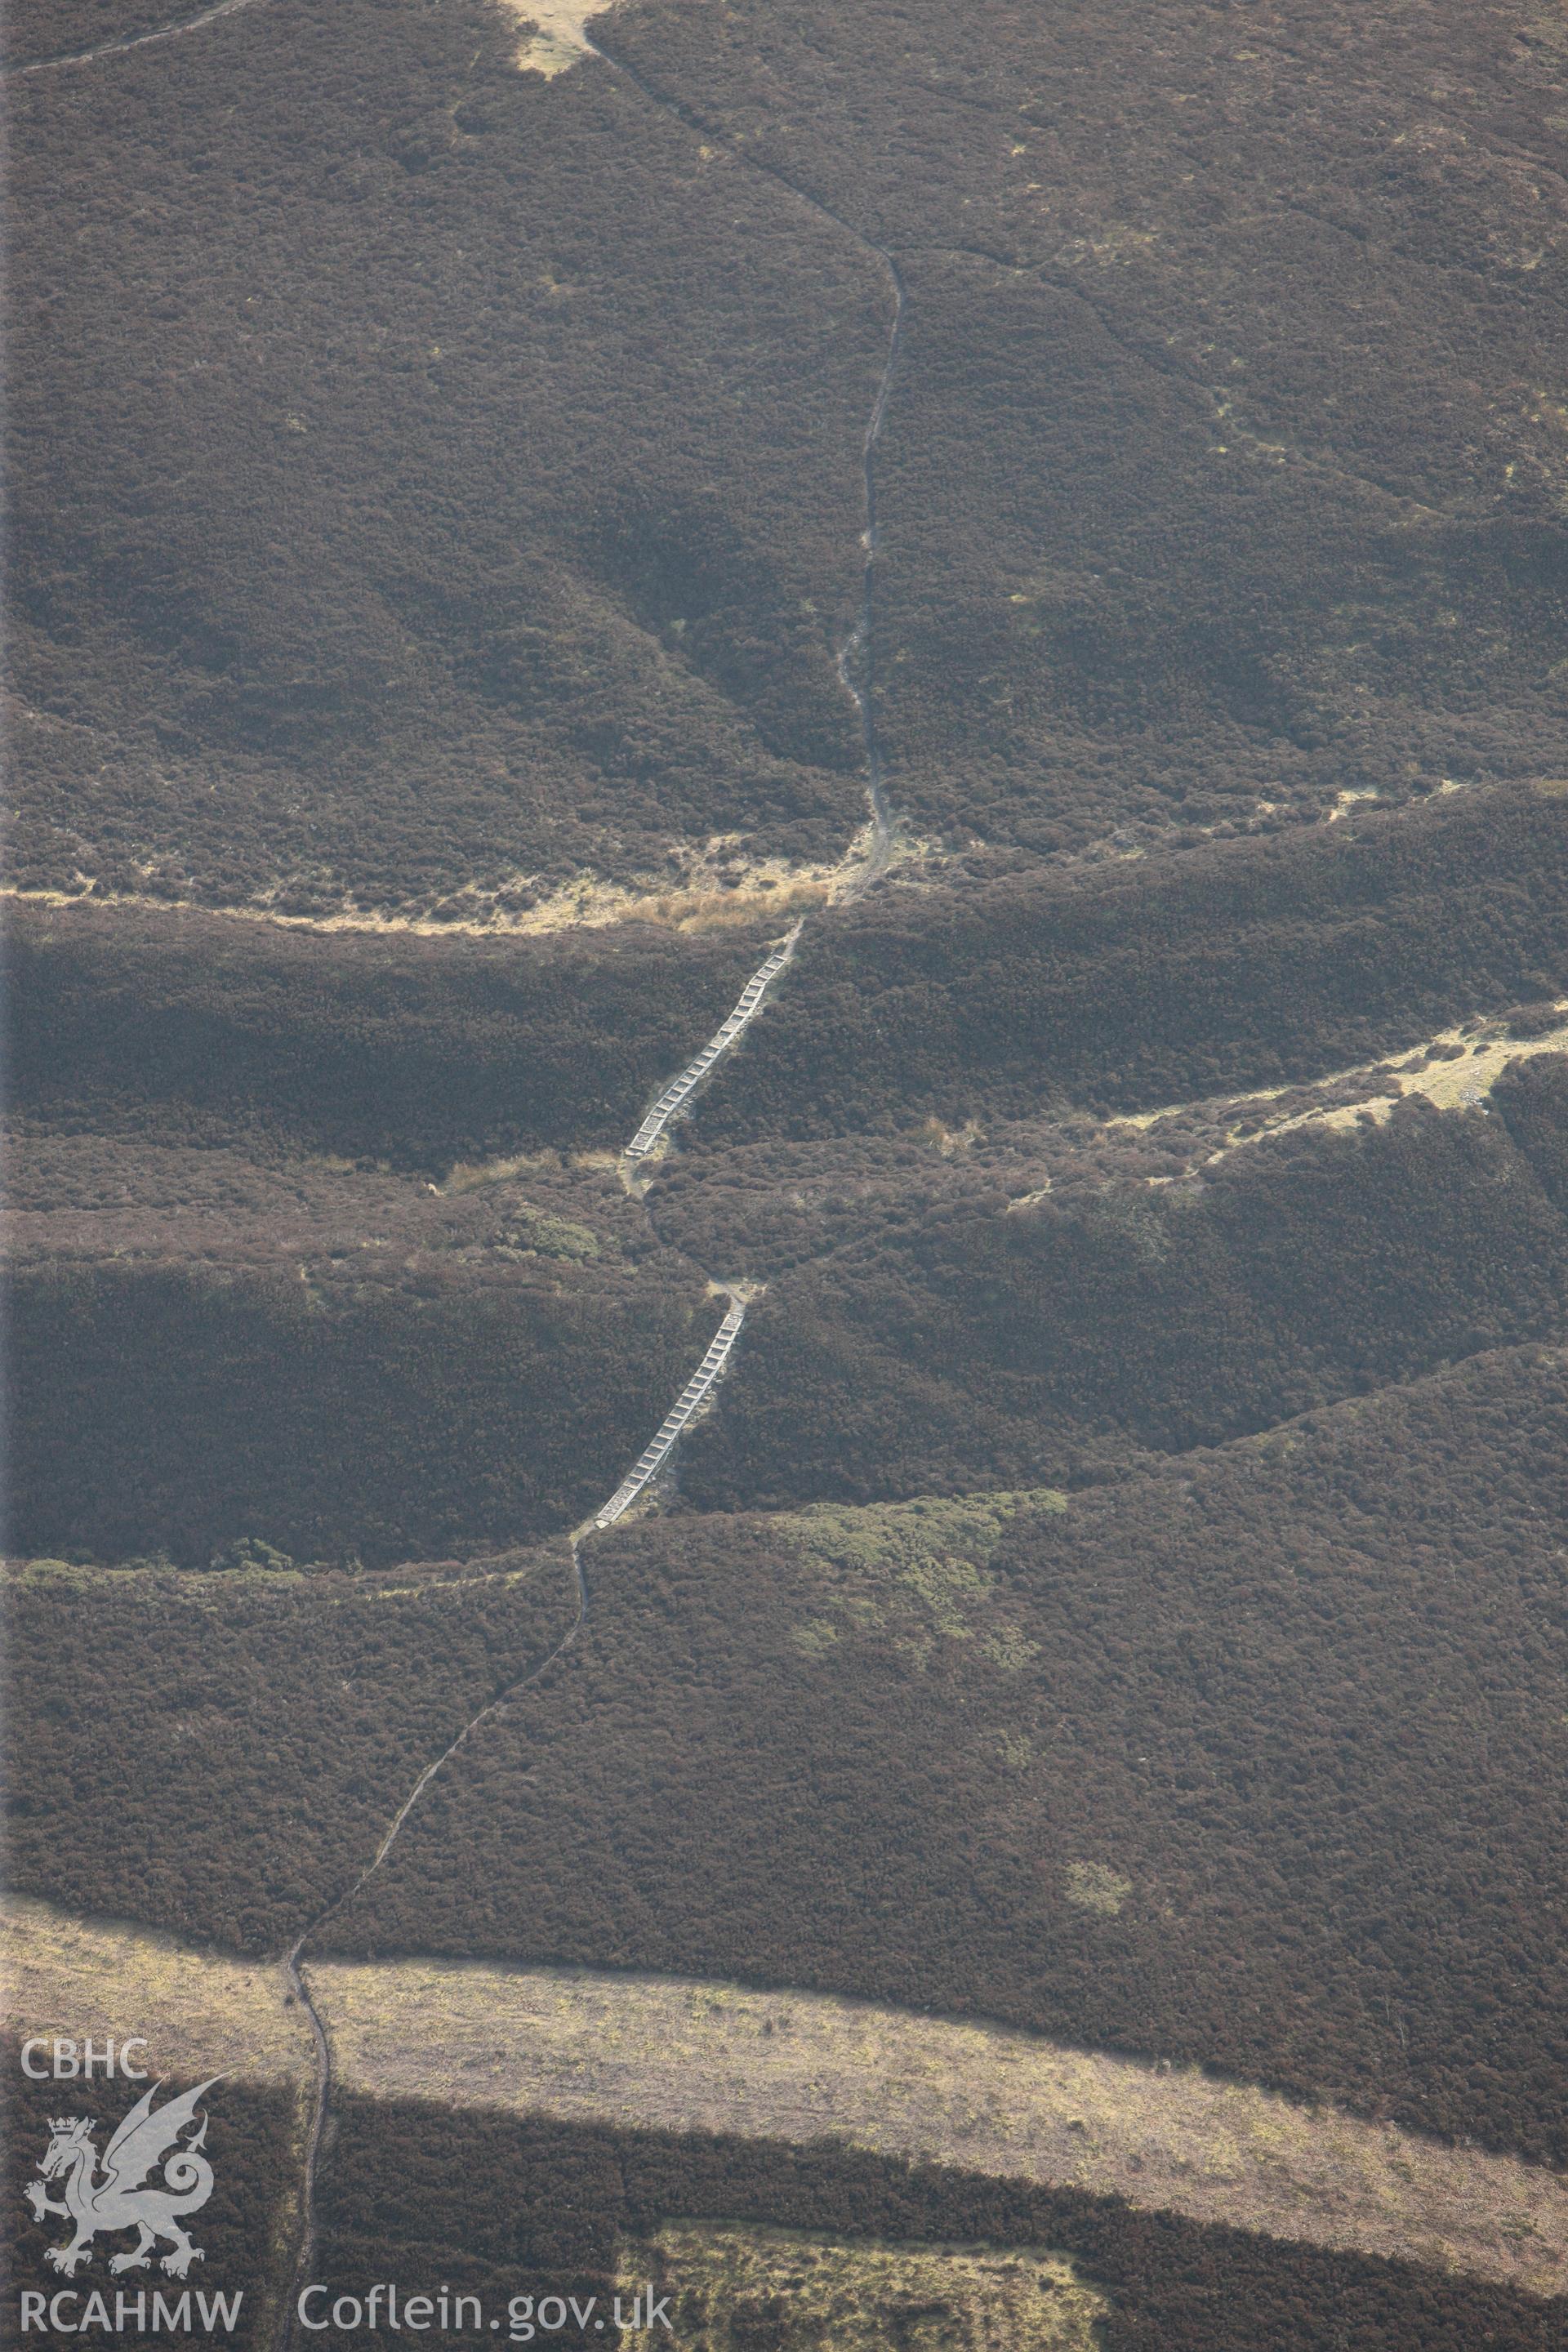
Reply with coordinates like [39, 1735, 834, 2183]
[585, 22, 906, 901]
[23, 11, 1568, 2326]
[279, 1538, 589, 2346]
[29, 11, 905, 2336]
[12, 0, 265, 74]
[270, 38, 906, 2336]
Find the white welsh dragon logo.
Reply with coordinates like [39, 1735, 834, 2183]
[24, 2078, 222, 2279]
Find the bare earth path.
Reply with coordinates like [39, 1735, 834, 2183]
[12, 0, 265, 75]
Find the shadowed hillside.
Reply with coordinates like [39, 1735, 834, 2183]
[325, 1347, 1568, 2166]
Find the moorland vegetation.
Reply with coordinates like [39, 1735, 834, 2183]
[682, 1067, 1568, 1505]
[3, 2056, 296, 2352]
[315, 2095, 1564, 2352]
[3, 1547, 576, 1949]
[12, 0, 1567, 903]
[9, 0, 874, 911]
[12, 1, 185, 63]
[11, 0, 1568, 2328]
[14, 787, 1567, 1178]
[8, 898, 763, 1165]
[696, 785, 1568, 1144]
[7, 1134, 721, 1565]
[602, 0, 1568, 852]
[327, 1343, 1568, 2166]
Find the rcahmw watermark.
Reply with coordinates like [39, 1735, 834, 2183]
[19, 2289, 243, 2332]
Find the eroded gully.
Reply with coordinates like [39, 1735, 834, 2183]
[275, 42, 906, 2350]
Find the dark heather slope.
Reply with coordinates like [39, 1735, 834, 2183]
[12, 787, 1567, 1171]
[644, 1009, 1568, 1281]
[10, 0, 202, 65]
[604, 0, 1568, 853]
[9, 0, 875, 908]
[317, 2100, 1565, 2352]
[679, 1085, 1568, 1509]
[2, 1545, 577, 1951]
[7, 898, 763, 1164]
[697, 784, 1568, 1144]
[13, 0, 1567, 898]
[1496, 1049, 1568, 1212]
[6, 1134, 720, 1565]
[3, 2061, 296, 2352]
[325, 1344, 1568, 2167]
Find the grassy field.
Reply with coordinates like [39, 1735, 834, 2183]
[617, 2221, 1109, 2350]
[2, 1892, 311, 2084]
[14, 1891, 1551, 2294]
[314, 1955, 1568, 2297]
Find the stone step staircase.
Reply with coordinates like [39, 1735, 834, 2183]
[623, 924, 802, 1160]
[592, 1298, 750, 1529]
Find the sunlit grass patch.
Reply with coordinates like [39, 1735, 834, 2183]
[619, 2221, 1110, 2351]
[775, 1488, 1067, 1670]
[1063, 1863, 1134, 1918]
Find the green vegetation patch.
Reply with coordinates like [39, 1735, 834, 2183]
[499, 1207, 603, 1262]
[1063, 1863, 1134, 1918]
[621, 2221, 1108, 2350]
[777, 1490, 1066, 1671]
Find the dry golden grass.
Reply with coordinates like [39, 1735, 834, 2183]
[4, 1555, 535, 1608]
[492, 0, 606, 78]
[311, 1956, 1568, 2297]
[922, 1116, 986, 1156]
[1, 1893, 310, 2085]
[441, 1151, 562, 1195]
[1084, 1002, 1568, 1169]
[0, 826, 925, 944]
[9, 1897, 1565, 2296]
[617, 2221, 1108, 2349]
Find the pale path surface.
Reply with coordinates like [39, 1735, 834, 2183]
[622, 924, 803, 1161]
[1111, 1000, 1568, 1155]
[7, 1897, 1563, 2300]
[591, 1295, 749, 1526]
[14, 0, 264, 74]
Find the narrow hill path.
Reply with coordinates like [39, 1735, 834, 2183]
[274, 90, 909, 2278]
[19, 19, 913, 2341]
[582, 24, 905, 895]
[266, 32, 924, 2339]
[278, 1539, 589, 2346]
[42, 7, 1494, 2330]
[12, 0, 265, 75]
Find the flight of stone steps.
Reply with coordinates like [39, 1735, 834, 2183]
[592, 1296, 749, 1528]
[622, 923, 803, 1160]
